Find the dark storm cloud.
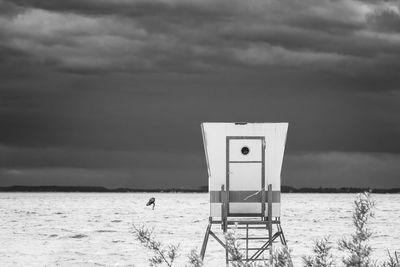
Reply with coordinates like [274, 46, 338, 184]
[0, 144, 203, 171]
[1, 0, 400, 75]
[5, 0, 228, 18]
[282, 151, 400, 189]
[1, 148, 399, 189]
[367, 8, 400, 32]
[0, 166, 207, 188]
[1, 0, 400, 188]
[0, 0, 23, 16]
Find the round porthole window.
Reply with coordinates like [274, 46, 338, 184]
[241, 146, 250, 155]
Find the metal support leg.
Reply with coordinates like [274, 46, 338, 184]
[268, 184, 273, 265]
[200, 184, 291, 266]
[277, 222, 287, 245]
[202, 219, 291, 265]
[225, 239, 229, 266]
[220, 184, 229, 266]
[200, 220, 211, 260]
[276, 222, 293, 267]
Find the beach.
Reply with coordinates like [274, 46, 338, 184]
[0, 193, 399, 266]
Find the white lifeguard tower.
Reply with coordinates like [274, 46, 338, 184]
[200, 122, 290, 265]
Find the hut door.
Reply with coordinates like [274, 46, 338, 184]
[227, 137, 265, 216]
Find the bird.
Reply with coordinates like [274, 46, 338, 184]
[146, 197, 155, 210]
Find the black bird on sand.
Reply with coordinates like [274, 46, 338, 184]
[146, 197, 155, 210]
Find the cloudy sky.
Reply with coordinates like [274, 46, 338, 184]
[1, 0, 400, 189]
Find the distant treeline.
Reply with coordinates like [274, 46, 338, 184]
[0, 185, 399, 193]
[281, 186, 400, 193]
[0, 185, 207, 193]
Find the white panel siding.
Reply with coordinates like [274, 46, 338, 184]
[202, 122, 288, 218]
[229, 139, 262, 162]
[229, 163, 262, 191]
[210, 203, 221, 217]
[229, 203, 261, 214]
[264, 203, 281, 217]
[210, 203, 281, 217]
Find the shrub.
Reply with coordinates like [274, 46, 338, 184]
[338, 192, 375, 267]
[381, 251, 399, 267]
[303, 236, 335, 267]
[186, 249, 203, 267]
[271, 246, 293, 267]
[133, 224, 179, 267]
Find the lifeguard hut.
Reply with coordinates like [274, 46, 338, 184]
[200, 122, 290, 265]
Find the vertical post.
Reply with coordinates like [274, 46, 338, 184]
[221, 184, 229, 266]
[268, 184, 273, 265]
[246, 224, 249, 261]
[226, 137, 230, 217]
[261, 137, 266, 220]
[221, 185, 227, 232]
[261, 187, 266, 221]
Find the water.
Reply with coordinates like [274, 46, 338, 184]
[0, 193, 399, 266]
